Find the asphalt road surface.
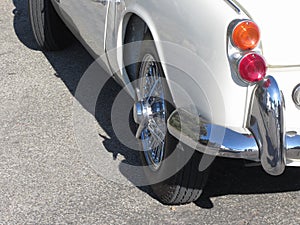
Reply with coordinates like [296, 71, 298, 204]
[1, 0, 300, 224]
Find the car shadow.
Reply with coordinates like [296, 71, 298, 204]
[12, 0, 300, 209]
[195, 158, 300, 208]
[12, 0, 143, 188]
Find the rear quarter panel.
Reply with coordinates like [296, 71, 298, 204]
[120, 0, 251, 130]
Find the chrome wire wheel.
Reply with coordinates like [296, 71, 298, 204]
[135, 54, 167, 171]
[129, 34, 209, 205]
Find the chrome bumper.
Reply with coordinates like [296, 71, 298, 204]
[167, 76, 300, 176]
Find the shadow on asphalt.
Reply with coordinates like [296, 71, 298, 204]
[12, 0, 300, 209]
[195, 158, 300, 208]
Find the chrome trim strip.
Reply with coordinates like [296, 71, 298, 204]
[224, 0, 241, 14]
[268, 65, 300, 69]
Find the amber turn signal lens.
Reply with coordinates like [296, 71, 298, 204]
[232, 21, 260, 51]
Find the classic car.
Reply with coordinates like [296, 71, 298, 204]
[28, 0, 300, 205]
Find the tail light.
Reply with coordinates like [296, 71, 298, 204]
[228, 19, 266, 84]
[232, 20, 260, 51]
[238, 53, 266, 83]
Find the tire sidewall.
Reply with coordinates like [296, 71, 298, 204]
[137, 40, 196, 187]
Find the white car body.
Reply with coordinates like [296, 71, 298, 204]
[51, 0, 300, 175]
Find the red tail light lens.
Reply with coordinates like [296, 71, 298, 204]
[238, 53, 266, 83]
[232, 21, 260, 51]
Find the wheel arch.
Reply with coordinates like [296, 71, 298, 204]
[122, 12, 167, 82]
[119, 2, 250, 130]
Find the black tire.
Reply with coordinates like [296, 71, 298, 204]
[28, 0, 73, 51]
[131, 32, 210, 205]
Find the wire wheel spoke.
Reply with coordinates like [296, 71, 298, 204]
[147, 118, 165, 144]
[137, 54, 167, 170]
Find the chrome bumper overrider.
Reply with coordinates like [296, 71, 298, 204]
[167, 76, 300, 176]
